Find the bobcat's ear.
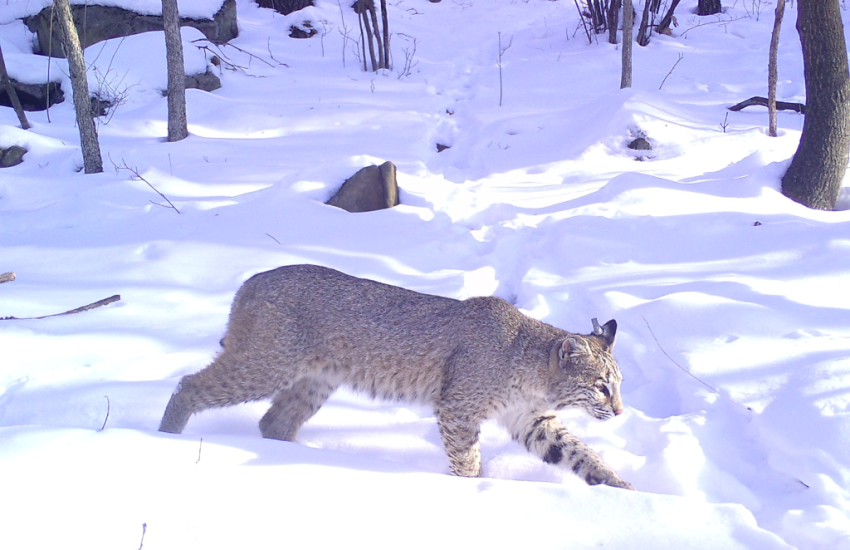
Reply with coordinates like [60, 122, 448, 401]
[591, 318, 617, 350]
[558, 337, 586, 363]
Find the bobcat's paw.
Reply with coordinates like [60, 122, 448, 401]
[585, 467, 635, 490]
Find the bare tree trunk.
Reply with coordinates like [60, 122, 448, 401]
[656, 0, 682, 35]
[636, 0, 653, 46]
[0, 44, 30, 130]
[697, 0, 721, 16]
[607, 0, 621, 45]
[54, 0, 102, 174]
[162, 0, 188, 142]
[781, 0, 850, 210]
[380, 0, 390, 69]
[357, 1, 378, 72]
[621, 1, 633, 88]
[367, 0, 384, 70]
[768, 0, 786, 137]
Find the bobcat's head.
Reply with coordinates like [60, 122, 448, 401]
[549, 318, 624, 420]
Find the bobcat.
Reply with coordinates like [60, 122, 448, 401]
[159, 264, 633, 489]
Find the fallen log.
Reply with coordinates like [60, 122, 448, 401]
[728, 96, 805, 114]
[0, 271, 15, 284]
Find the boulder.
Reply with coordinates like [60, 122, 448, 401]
[0, 79, 63, 111]
[289, 22, 318, 39]
[24, 0, 238, 58]
[0, 145, 27, 168]
[627, 137, 652, 151]
[184, 70, 222, 93]
[326, 161, 400, 213]
[255, 0, 314, 16]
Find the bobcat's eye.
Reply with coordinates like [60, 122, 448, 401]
[597, 382, 611, 398]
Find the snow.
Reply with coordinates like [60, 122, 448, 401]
[1, 0, 849, 548]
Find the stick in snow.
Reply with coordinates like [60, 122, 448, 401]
[729, 96, 805, 114]
[0, 272, 16, 284]
[1, 295, 121, 320]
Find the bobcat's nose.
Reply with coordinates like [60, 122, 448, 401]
[614, 408, 624, 416]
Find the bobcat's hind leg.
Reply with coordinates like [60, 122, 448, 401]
[259, 378, 337, 442]
[437, 409, 482, 477]
[159, 354, 276, 434]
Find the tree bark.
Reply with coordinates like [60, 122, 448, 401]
[636, 0, 652, 46]
[697, 0, 721, 16]
[162, 0, 189, 141]
[380, 0, 390, 69]
[54, 0, 102, 174]
[0, 44, 30, 129]
[620, 1, 633, 88]
[768, 0, 786, 137]
[781, 0, 850, 210]
[607, 0, 621, 45]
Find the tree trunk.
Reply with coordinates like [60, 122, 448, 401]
[636, 0, 653, 46]
[620, 1, 633, 88]
[54, 0, 102, 174]
[380, 0, 390, 69]
[607, 0, 621, 45]
[656, 0, 682, 36]
[697, 0, 721, 16]
[0, 44, 30, 130]
[162, 0, 188, 142]
[367, 1, 385, 70]
[781, 0, 850, 210]
[768, 0, 786, 138]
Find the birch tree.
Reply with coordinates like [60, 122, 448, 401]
[55, 0, 102, 173]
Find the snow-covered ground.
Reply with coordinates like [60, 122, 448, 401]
[1, 1, 849, 548]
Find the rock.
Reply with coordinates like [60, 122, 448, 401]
[289, 22, 318, 39]
[436, 143, 451, 152]
[0, 145, 27, 168]
[255, 0, 314, 16]
[327, 161, 400, 213]
[185, 70, 222, 93]
[0, 79, 63, 111]
[628, 137, 652, 151]
[24, 0, 238, 58]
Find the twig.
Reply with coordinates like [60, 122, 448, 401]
[573, 0, 593, 44]
[659, 53, 684, 90]
[1, 295, 121, 321]
[720, 112, 730, 133]
[111, 155, 181, 214]
[197, 438, 203, 464]
[192, 38, 279, 68]
[681, 15, 747, 38]
[642, 317, 752, 411]
[100, 395, 110, 431]
[138, 523, 147, 550]
[266, 232, 281, 244]
[498, 32, 513, 107]
[0, 272, 15, 284]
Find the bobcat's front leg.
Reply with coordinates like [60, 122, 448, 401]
[437, 409, 482, 477]
[500, 408, 634, 490]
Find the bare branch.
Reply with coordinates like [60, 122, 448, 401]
[1, 295, 121, 321]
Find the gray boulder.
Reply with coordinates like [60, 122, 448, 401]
[1, 79, 63, 111]
[0, 145, 27, 168]
[184, 70, 222, 93]
[326, 161, 400, 213]
[25, 0, 238, 58]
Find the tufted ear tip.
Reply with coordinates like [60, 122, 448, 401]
[591, 318, 617, 349]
